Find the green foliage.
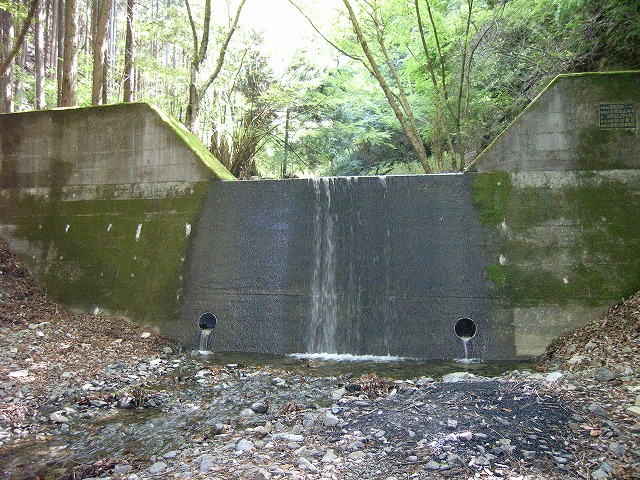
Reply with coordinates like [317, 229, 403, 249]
[4, 0, 638, 176]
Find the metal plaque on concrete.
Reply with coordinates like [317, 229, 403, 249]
[599, 103, 636, 129]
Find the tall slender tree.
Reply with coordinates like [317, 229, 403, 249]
[35, 0, 46, 109]
[56, 0, 64, 104]
[341, 0, 432, 173]
[0, 7, 15, 112]
[92, 0, 113, 104]
[61, 0, 79, 106]
[123, 0, 135, 102]
[184, 0, 247, 133]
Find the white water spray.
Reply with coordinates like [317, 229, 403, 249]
[199, 329, 212, 352]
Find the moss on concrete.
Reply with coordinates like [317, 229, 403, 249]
[0, 182, 209, 327]
[145, 103, 236, 181]
[481, 174, 640, 306]
[471, 172, 510, 227]
[486, 263, 506, 287]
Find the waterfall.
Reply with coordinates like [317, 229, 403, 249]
[307, 178, 338, 353]
[199, 329, 211, 352]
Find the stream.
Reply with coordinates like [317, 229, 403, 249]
[0, 352, 533, 479]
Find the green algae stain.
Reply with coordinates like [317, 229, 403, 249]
[471, 172, 511, 227]
[493, 175, 640, 306]
[486, 264, 506, 287]
[0, 183, 210, 327]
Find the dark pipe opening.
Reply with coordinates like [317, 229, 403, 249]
[199, 312, 217, 330]
[454, 317, 476, 339]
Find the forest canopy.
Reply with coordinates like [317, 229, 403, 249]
[0, 0, 638, 178]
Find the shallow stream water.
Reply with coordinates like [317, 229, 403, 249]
[0, 352, 534, 479]
[201, 351, 533, 379]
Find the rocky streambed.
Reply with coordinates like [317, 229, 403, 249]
[1, 240, 640, 479]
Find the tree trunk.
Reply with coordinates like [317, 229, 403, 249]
[92, 0, 112, 104]
[61, 0, 78, 106]
[122, 0, 135, 102]
[185, 76, 199, 131]
[102, 46, 109, 104]
[342, 0, 431, 173]
[35, 0, 46, 109]
[184, 0, 247, 133]
[282, 107, 290, 177]
[56, 0, 65, 105]
[0, 0, 39, 79]
[15, 37, 27, 108]
[42, 0, 53, 75]
[0, 10, 14, 112]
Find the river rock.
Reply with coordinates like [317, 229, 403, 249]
[113, 465, 133, 475]
[625, 405, 640, 417]
[588, 403, 609, 417]
[323, 412, 340, 427]
[297, 456, 318, 472]
[251, 402, 269, 414]
[594, 367, 618, 382]
[254, 468, 272, 480]
[49, 411, 69, 423]
[545, 371, 564, 383]
[591, 461, 612, 479]
[442, 372, 477, 383]
[118, 395, 137, 409]
[302, 412, 319, 427]
[425, 460, 440, 470]
[322, 449, 339, 463]
[236, 439, 255, 451]
[608, 441, 626, 457]
[331, 387, 347, 400]
[148, 461, 167, 474]
[274, 433, 304, 442]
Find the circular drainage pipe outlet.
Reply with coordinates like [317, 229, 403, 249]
[454, 317, 476, 339]
[199, 312, 217, 330]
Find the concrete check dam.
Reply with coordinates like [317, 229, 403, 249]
[0, 72, 638, 360]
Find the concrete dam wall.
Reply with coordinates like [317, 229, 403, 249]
[1, 72, 639, 359]
[182, 174, 508, 359]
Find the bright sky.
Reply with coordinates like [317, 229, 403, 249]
[241, 0, 344, 72]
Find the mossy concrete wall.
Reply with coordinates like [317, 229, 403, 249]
[471, 72, 639, 172]
[472, 170, 640, 356]
[0, 103, 233, 329]
[471, 71, 640, 355]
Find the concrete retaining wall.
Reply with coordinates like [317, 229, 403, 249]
[0, 103, 232, 327]
[472, 72, 639, 172]
[176, 170, 640, 359]
[180, 175, 512, 359]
